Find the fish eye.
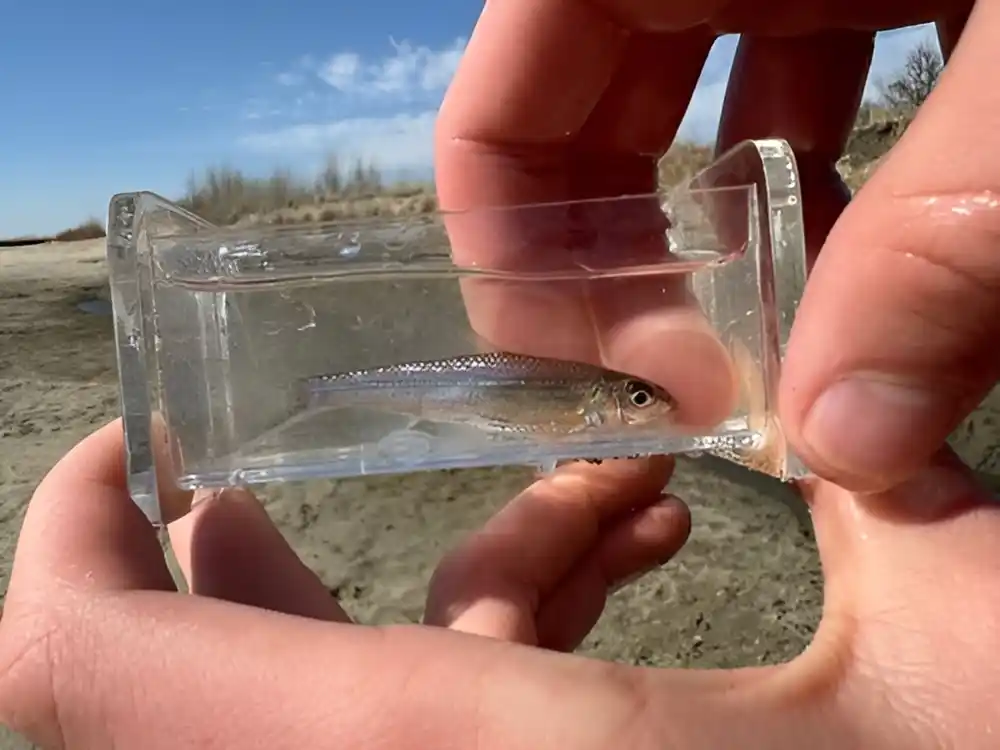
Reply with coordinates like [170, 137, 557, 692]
[624, 379, 655, 408]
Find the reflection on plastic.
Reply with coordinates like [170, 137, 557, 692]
[106, 138, 808, 526]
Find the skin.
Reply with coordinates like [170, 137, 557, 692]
[4, 2, 1000, 746]
[436, 0, 999, 493]
[2, 419, 1000, 749]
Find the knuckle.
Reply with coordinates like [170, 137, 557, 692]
[0, 606, 65, 745]
[0, 588, 108, 747]
[587, 660, 665, 750]
[847, 189, 1000, 360]
[887, 190, 1000, 296]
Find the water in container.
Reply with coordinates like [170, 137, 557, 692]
[106, 138, 809, 525]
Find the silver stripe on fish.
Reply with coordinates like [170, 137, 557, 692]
[302, 351, 676, 436]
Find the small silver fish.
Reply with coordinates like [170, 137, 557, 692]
[303, 351, 676, 435]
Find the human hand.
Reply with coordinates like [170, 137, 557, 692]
[434, 0, 995, 491]
[3, 421, 1000, 748]
[0, 420, 690, 747]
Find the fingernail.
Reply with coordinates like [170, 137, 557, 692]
[802, 375, 955, 485]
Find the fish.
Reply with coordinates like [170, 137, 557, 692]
[302, 351, 676, 436]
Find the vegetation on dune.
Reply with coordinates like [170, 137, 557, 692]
[52, 218, 106, 242]
[838, 39, 943, 192]
[48, 40, 942, 241]
[175, 154, 438, 227]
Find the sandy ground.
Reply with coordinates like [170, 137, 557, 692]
[1, 238, 999, 748]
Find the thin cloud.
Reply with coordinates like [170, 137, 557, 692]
[240, 110, 437, 170]
[275, 71, 305, 87]
[316, 37, 466, 99]
[242, 25, 938, 173]
[319, 52, 362, 91]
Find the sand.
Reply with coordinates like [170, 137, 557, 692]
[1, 238, 998, 748]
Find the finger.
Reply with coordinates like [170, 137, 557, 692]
[168, 488, 351, 622]
[779, 2, 1000, 491]
[437, 4, 736, 427]
[534, 493, 691, 652]
[436, 2, 712, 204]
[716, 30, 874, 267]
[0, 419, 174, 746]
[435, 0, 627, 209]
[423, 456, 673, 643]
[709, 1, 955, 34]
[801, 448, 1000, 718]
[0, 589, 804, 750]
[937, 9, 972, 60]
[4, 419, 175, 601]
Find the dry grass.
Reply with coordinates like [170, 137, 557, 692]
[658, 141, 715, 189]
[47, 38, 932, 240]
[176, 155, 436, 227]
[45, 115, 909, 241]
[119, 143, 717, 231]
[837, 107, 912, 192]
[53, 218, 105, 242]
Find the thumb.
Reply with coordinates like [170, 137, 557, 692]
[780, 10, 1000, 491]
[801, 447, 1000, 733]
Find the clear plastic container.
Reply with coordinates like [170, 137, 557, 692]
[107, 138, 808, 524]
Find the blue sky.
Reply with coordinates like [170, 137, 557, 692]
[1, 2, 939, 237]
